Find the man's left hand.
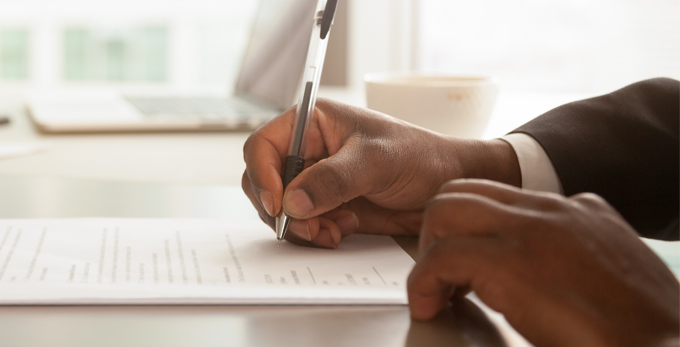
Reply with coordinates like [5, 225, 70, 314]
[408, 179, 679, 347]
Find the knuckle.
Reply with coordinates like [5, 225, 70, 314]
[425, 195, 449, 213]
[571, 192, 610, 210]
[572, 192, 605, 203]
[438, 179, 497, 194]
[426, 193, 485, 217]
[425, 238, 486, 269]
[311, 161, 354, 203]
[242, 132, 258, 155]
[423, 195, 455, 222]
[423, 194, 475, 237]
[534, 193, 568, 211]
[423, 240, 451, 264]
[438, 179, 463, 193]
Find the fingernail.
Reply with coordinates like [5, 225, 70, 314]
[283, 189, 314, 217]
[259, 190, 274, 216]
[313, 228, 337, 249]
[336, 213, 359, 235]
[330, 228, 342, 248]
[288, 220, 312, 241]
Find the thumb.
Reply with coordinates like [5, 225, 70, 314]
[282, 135, 376, 219]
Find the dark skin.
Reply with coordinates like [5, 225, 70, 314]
[242, 98, 680, 346]
[242, 98, 519, 247]
[411, 179, 679, 347]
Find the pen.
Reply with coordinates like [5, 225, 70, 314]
[276, 0, 338, 246]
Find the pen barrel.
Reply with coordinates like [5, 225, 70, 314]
[289, 81, 315, 157]
[282, 155, 306, 188]
[287, 0, 332, 159]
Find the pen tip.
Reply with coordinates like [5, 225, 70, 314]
[278, 240, 281, 247]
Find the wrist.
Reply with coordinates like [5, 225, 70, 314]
[453, 138, 522, 187]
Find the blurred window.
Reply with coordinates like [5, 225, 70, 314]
[0, 0, 258, 93]
[0, 29, 30, 80]
[63, 27, 168, 82]
[417, 0, 680, 93]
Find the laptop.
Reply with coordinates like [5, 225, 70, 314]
[26, 0, 317, 133]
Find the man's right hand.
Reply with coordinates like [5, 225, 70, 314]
[242, 98, 520, 248]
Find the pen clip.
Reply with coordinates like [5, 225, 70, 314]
[320, 0, 338, 40]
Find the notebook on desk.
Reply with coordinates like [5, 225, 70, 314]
[26, 0, 316, 133]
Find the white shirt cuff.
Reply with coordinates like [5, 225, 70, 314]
[501, 133, 564, 194]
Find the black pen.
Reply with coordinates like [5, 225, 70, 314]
[276, 0, 338, 246]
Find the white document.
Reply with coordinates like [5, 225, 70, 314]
[0, 219, 415, 305]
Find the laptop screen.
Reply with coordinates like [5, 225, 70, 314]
[234, 0, 317, 111]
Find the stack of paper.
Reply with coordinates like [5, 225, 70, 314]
[0, 219, 415, 305]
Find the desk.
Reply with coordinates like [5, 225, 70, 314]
[0, 176, 531, 347]
[0, 88, 589, 347]
[0, 88, 590, 185]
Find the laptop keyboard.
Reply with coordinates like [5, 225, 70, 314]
[125, 97, 274, 121]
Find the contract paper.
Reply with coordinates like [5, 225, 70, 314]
[0, 219, 415, 305]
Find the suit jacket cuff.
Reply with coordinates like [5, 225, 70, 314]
[501, 133, 563, 194]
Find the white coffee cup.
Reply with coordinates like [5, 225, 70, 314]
[364, 72, 498, 138]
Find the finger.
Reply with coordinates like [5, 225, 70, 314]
[283, 209, 359, 248]
[283, 203, 419, 251]
[284, 210, 352, 245]
[418, 192, 518, 254]
[439, 179, 563, 210]
[408, 237, 497, 320]
[323, 198, 423, 237]
[242, 171, 275, 229]
[279, 218, 324, 248]
[439, 179, 527, 203]
[570, 192, 618, 215]
[321, 209, 360, 237]
[282, 134, 380, 219]
[244, 100, 356, 219]
[310, 217, 342, 249]
[243, 107, 300, 218]
[243, 135, 285, 218]
[282, 216, 341, 249]
[286, 218, 319, 241]
[285, 203, 421, 250]
[281, 225, 318, 248]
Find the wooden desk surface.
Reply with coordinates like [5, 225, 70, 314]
[0, 176, 531, 347]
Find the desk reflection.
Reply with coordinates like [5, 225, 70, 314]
[407, 298, 507, 347]
[0, 299, 506, 347]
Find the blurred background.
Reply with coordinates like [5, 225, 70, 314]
[0, 3, 678, 344]
[0, 0, 677, 97]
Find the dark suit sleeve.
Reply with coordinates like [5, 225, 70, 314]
[511, 78, 679, 240]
